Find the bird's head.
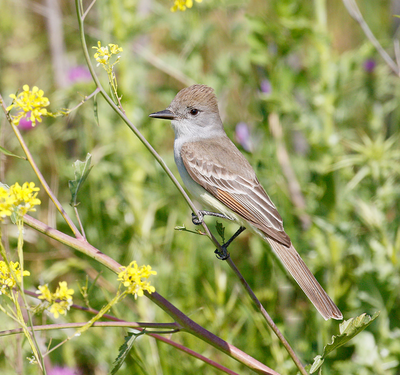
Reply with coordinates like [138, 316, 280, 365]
[149, 84, 224, 140]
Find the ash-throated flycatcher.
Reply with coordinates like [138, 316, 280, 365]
[150, 84, 342, 320]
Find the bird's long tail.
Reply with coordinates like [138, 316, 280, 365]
[266, 238, 343, 320]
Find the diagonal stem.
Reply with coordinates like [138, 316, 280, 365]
[75, 0, 200, 221]
[342, 0, 400, 76]
[225, 257, 308, 375]
[0, 95, 83, 239]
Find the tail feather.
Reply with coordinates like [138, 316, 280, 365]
[266, 238, 343, 320]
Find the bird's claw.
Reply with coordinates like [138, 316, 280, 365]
[214, 246, 230, 260]
[191, 212, 204, 225]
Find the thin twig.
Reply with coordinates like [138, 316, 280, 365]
[24, 289, 180, 342]
[0, 235, 46, 372]
[73, 206, 86, 239]
[82, 0, 97, 20]
[225, 258, 308, 375]
[0, 321, 179, 336]
[342, 0, 400, 76]
[67, 87, 100, 113]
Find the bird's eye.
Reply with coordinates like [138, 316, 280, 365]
[189, 108, 199, 116]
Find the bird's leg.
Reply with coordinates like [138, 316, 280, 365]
[191, 210, 234, 225]
[215, 226, 246, 260]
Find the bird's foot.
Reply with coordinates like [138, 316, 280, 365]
[191, 210, 232, 225]
[191, 212, 203, 225]
[214, 226, 246, 261]
[215, 246, 230, 260]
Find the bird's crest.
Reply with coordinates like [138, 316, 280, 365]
[170, 84, 219, 113]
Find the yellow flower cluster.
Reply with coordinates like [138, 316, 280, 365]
[37, 281, 74, 319]
[0, 182, 41, 220]
[6, 85, 50, 126]
[0, 261, 30, 296]
[171, 0, 202, 12]
[92, 41, 123, 69]
[117, 261, 156, 299]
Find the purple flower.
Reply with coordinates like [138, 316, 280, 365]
[48, 366, 79, 375]
[18, 113, 34, 131]
[68, 66, 92, 84]
[260, 79, 272, 95]
[363, 59, 376, 73]
[235, 122, 253, 152]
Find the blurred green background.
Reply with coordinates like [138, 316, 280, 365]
[1, 0, 400, 374]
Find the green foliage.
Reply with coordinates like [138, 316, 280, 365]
[0, 145, 26, 160]
[309, 312, 380, 373]
[110, 331, 147, 375]
[215, 221, 226, 243]
[68, 153, 93, 207]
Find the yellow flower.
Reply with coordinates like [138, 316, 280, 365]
[36, 281, 74, 318]
[7, 85, 50, 126]
[117, 261, 156, 299]
[49, 301, 71, 319]
[171, 0, 202, 12]
[53, 281, 74, 301]
[0, 261, 30, 295]
[36, 284, 52, 302]
[109, 44, 123, 55]
[92, 41, 123, 68]
[8, 182, 41, 216]
[0, 186, 17, 220]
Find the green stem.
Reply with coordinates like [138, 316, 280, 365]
[66, 87, 100, 113]
[0, 232, 46, 373]
[226, 258, 308, 375]
[73, 206, 86, 239]
[75, 0, 199, 219]
[0, 321, 179, 337]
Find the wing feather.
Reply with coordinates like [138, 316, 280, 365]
[181, 139, 291, 247]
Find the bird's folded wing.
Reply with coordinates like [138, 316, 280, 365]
[181, 140, 343, 320]
[181, 141, 291, 247]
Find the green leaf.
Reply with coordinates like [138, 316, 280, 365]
[68, 153, 93, 207]
[309, 355, 324, 374]
[110, 331, 146, 375]
[0, 145, 26, 160]
[215, 221, 225, 242]
[309, 312, 380, 373]
[323, 312, 380, 357]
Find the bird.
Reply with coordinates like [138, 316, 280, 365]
[149, 84, 342, 320]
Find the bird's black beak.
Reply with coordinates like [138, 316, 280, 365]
[149, 109, 175, 120]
